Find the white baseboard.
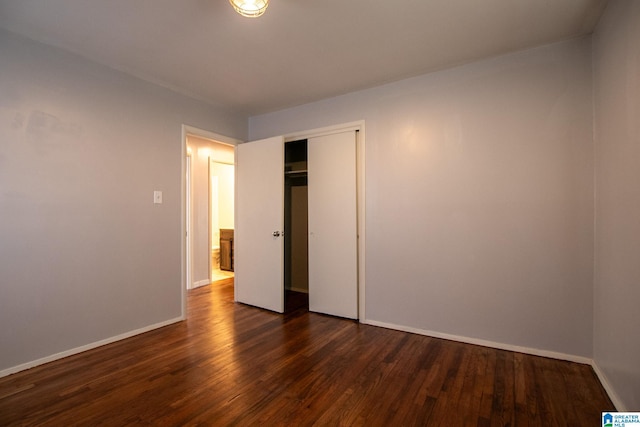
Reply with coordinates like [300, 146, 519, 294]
[362, 318, 592, 364]
[591, 361, 625, 411]
[0, 316, 184, 379]
[192, 279, 210, 289]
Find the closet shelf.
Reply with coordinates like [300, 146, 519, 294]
[285, 170, 308, 175]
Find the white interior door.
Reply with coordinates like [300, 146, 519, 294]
[235, 136, 285, 313]
[308, 131, 358, 318]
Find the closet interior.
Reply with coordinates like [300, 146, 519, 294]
[284, 139, 309, 312]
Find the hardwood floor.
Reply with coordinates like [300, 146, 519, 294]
[0, 279, 613, 426]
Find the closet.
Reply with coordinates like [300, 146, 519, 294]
[235, 130, 358, 319]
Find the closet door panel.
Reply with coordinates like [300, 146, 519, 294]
[235, 136, 285, 313]
[308, 131, 358, 318]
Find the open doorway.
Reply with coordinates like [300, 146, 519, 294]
[185, 131, 236, 290]
[210, 159, 235, 283]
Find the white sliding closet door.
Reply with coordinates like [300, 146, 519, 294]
[235, 136, 285, 313]
[308, 131, 358, 319]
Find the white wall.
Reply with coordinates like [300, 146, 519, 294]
[593, 0, 640, 411]
[213, 162, 235, 231]
[0, 29, 246, 373]
[290, 185, 308, 293]
[250, 38, 594, 358]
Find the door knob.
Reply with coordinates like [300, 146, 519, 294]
[273, 231, 281, 237]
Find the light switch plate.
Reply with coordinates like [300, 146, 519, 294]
[153, 190, 163, 204]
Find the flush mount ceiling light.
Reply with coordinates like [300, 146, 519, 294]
[229, 0, 269, 18]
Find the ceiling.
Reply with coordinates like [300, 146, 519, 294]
[0, 0, 608, 116]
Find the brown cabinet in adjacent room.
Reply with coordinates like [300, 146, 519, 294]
[220, 229, 234, 271]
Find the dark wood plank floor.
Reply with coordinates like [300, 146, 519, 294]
[0, 279, 613, 426]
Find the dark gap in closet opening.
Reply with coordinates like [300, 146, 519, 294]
[284, 139, 309, 313]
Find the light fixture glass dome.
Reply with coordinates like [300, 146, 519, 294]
[229, 0, 269, 18]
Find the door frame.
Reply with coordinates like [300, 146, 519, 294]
[185, 153, 192, 292]
[181, 125, 241, 319]
[282, 120, 366, 321]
